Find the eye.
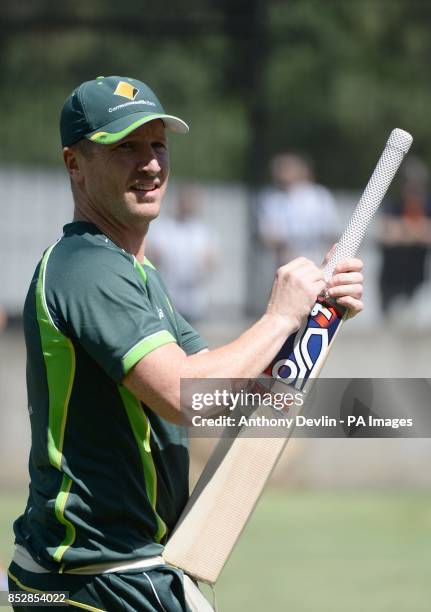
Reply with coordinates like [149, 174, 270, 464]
[153, 141, 167, 152]
[116, 141, 134, 151]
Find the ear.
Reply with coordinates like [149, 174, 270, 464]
[63, 146, 84, 184]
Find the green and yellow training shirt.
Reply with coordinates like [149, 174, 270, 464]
[14, 221, 207, 572]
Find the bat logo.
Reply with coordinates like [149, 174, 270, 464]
[267, 298, 344, 389]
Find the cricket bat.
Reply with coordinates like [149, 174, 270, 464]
[163, 128, 413, 585]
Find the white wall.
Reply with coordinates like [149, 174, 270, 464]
[1, 167, 430, 327]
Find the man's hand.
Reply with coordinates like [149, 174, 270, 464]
[266, 257, 326, 331]
[326, 257, 364, 317]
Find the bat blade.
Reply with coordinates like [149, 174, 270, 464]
[163, 128, 413, 585]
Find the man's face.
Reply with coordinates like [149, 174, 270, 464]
[74, 120, 169, 227]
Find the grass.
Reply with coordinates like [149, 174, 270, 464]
[214, 490, 431, 612]
[1, 490, 431, 611]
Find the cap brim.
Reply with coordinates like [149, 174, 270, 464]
[87, 112, 189, 144]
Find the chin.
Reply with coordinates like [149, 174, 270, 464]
[143, 210, 160, 222]
[131, 206, 161, 224]
[125, 194, 161, 216]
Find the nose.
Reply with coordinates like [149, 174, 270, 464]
[136, 145, 161, 175]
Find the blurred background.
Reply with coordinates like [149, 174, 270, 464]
[1, 1, 431, 610]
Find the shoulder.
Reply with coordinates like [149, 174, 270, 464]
[314, 184, 333, 197]
[43, 228, 140, 306]
[259, 187, 283, 205]
[52, 230, 132, 276]
[300, 183, 334, 201]
[40, 230, 151, 337]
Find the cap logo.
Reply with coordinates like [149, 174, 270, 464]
[113, 81, 139, 100]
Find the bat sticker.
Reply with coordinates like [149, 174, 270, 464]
[265, 298, 346, 389]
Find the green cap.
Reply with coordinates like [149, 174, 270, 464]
[60, 75, 189, 147]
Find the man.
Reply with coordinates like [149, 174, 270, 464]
[379, 156, 431, 317]
[147, 184, 218, 322]
[258, 152, 339, 266]
[8, 75, 363, 611]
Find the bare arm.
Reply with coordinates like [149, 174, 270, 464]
[124, 312, 295, 423]
[124, 257, 363, 423]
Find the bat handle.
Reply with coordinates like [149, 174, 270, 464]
[323, 241, 357, 282]
[323, 128, 413, 281]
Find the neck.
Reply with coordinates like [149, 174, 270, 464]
[74, 206, 149, 262]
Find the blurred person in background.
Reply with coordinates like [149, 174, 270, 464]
[147, 184, 218, 323]
[258, 152, 339, 267]
[379, 156, 431, 316]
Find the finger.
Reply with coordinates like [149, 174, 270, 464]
[336, 296, 364, 314]
[301, 266, 325, 283]
[327, 272, 363, 287]
[328, 284, 363, 299]
[314, 280, 327, 295]
[334, 258, 363, 274]
[321, 243, 337, 267]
